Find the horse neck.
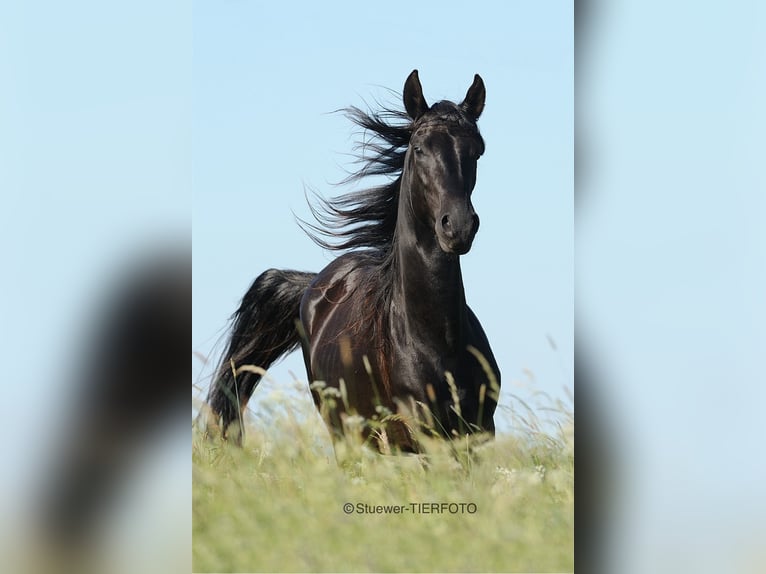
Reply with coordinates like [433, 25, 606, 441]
[389, 187, 467, 350]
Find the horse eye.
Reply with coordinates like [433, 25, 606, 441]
[413, 146, 423, 155]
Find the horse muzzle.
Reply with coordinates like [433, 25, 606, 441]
[436, 210, 480, 255]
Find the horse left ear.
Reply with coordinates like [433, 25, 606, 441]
[461, 74, 486, 121]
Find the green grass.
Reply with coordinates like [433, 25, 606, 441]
[192, 382, 573, 573]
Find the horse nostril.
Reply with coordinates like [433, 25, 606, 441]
[441, 214, 451, 232]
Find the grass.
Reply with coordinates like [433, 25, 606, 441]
[192, 377, 573, 573]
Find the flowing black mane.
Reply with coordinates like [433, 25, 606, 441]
[301, 104, 412, 255]
[301, 98, 480, 256]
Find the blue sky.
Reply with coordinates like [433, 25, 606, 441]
[192, 2, 574, 432]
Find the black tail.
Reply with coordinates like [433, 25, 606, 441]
[204, 269, 315, 442]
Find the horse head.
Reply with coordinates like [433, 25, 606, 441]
[401, 70, 486, 255]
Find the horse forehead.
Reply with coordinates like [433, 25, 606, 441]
[414, 124, 480, 148]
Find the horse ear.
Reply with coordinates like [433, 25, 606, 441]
[461, 74, 486, 121]
[403, 69, 429, 121]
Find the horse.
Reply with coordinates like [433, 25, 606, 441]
[203, 70, 501, 453]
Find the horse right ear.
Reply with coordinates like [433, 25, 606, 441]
[403, 69, 429, 121]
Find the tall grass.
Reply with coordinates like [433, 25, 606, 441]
[192, 375, 573, 573]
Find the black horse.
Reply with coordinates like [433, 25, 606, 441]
[203, 70, 500, 452]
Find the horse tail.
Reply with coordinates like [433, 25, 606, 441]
[203, 269, 315, 443]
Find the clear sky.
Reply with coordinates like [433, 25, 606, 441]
[192, 1, 574, 433]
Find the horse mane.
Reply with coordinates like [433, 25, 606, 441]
[300, 103, 413, 256]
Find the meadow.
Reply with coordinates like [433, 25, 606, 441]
[192, 377, 573, 573]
